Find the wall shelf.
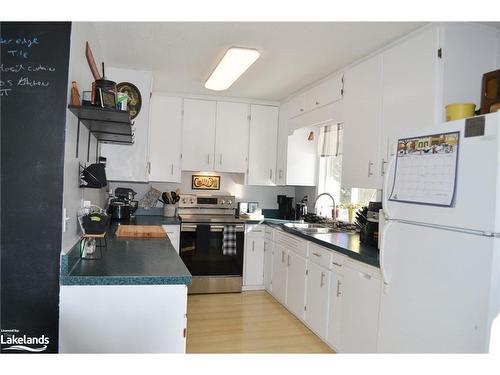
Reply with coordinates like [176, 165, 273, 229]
[68, 105, 134, 161]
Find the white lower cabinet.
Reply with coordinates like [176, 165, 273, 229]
[271, 243, 288, 305]
[59, 284, 187, 353]
[263, 237, 273, 292]
[243, 225, 265, 288]
[285, 250, 307, 320]
[305, 260, 331, 340]
[263, 225, 383, 353]
[327, 267, 343, 351]
[339, 259, 382, 353]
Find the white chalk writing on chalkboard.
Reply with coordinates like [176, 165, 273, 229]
[1, 35, 58, 96]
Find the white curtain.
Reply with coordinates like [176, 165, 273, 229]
[319, 122, 343, 157]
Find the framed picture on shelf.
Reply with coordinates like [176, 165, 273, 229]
[191, 175, 220, 190]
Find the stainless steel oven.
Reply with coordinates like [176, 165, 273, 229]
[178, 194, 245, 294]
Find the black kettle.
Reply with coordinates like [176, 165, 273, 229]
[295, 202, 308, 220]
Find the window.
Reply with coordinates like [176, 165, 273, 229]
[316, 122, 378, 222]
[316, 122, 343, 218]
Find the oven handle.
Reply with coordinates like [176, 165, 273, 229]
[181, 224, 245, 232]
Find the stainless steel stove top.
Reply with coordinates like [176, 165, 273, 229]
[178, 193, 241, 224]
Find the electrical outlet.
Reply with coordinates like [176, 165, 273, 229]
[62, 208, 70, 232]
[83, 200, 91, 208]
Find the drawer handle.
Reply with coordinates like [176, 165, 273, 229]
[312, 252, 321, 257]
[332, 261, 342, 267]
[281, 251, 285, 263]
[287, 254, 291, 267]
[320, 272, 325, 287]
[360, 272, 372, 280]
[336, 280, 342, 297]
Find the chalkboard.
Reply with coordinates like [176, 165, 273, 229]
[1, 22, 71, 354]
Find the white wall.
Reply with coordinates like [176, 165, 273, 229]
[498, 29, 500, 68]
[62, 22, 107, 253]
[109, 172, 295, 210]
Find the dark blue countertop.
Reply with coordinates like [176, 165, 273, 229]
[60, 216, 190, 286]
[245, 218, 380, 268]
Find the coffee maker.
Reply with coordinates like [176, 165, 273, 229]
[360, 201, 382, 247]
[277, 195, 295, 220]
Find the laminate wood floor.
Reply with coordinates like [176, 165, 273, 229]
[186, 290, 334, 353]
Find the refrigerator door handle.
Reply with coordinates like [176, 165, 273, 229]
[382, 154, 396, 219]
[379, 219, 394, 287]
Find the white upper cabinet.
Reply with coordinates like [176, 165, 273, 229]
[342, 55, 384, 189]
[214, 101, 249, 173]
[181, 99, 217, 171]
[247, 105, 279, 185]
[286, 125, 318, 186]
[275, 102, 290, 185]
[287, 93, 306, 118]
[381, 26, 440, 159]
[440, 23, 498, 120]
[304, 73, 343, 112]
[100, 68, 152, 182]
[148, 95, 182, 182]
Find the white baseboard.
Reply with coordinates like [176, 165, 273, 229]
[242, 285, 265, 291]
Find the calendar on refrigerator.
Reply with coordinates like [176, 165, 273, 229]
[389, 131, 460, 207]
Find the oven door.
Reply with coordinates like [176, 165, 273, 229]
[180, 223, 245, 293]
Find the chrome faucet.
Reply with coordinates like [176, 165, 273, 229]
[313, 192, 336, 222]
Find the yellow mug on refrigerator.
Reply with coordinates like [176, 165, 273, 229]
[445, 103, 476, 121]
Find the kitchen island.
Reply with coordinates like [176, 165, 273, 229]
[59, 216, 190, 353]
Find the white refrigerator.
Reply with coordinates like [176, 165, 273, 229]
[378, 112, 500, 353]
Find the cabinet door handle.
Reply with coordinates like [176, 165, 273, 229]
[312, 252, 321, 257]
[279, 169, 283, 179]
[269, 169, 273, 180]
[336, 280, 342, 297]
[332, 261, 342, 267]
[287, 254, 291, 266]
[207, 154, 210, 165]
[320, 271, 325, 288]
[220, 154, 223, 165]
[281, 251, 285, 263]
[381, 158, 387, 176]
[252, 240, 255, 252]
[367, 160, 374, 177]
[300, 108, 304, 112]
[315, 101, 320, 105]
[171, 163, 174, 175]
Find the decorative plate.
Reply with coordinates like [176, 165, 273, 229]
[116, 82, 142, 120]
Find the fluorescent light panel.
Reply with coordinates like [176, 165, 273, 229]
[205, 47, 260, 91]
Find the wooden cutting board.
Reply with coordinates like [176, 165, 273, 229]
[115, 225, 166, 238]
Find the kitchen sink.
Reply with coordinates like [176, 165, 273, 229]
[283, 222, 356, 234]
[284, 223, 347, 234]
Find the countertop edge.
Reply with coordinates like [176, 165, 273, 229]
[60, 275, 192, 286]
[244, 218, 380, 268]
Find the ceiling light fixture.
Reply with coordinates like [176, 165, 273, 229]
[205, 47, 260, 91]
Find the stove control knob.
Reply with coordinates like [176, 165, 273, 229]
[190, 198, 196, 204]
[182, 197, 187, 204]
[227, 200, 233, 205]
[220, 199, 226, 205]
